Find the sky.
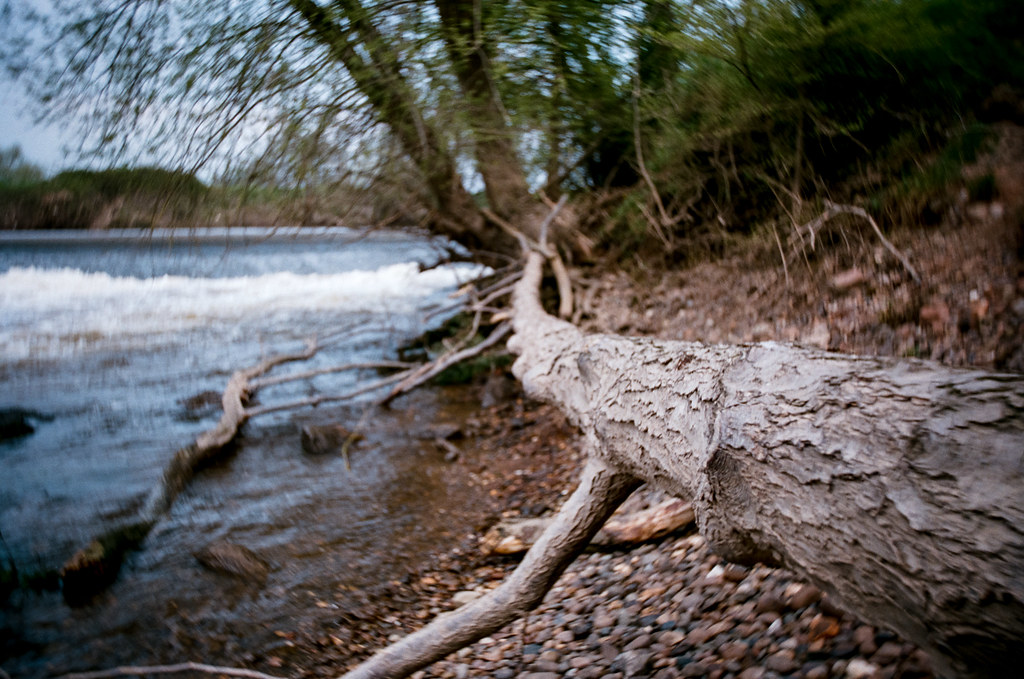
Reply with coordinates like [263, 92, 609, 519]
[1, 77, 74, 173]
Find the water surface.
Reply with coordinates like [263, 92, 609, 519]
[0, 228, 491, 677]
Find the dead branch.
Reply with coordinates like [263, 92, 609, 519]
[145, 340, 320, 521]
[249, 360, 413, 389]
[797, 202, 920, 282]
[484, 497, 695, 556]
[59, 662, 285, 679]
[242, 370, 412, 418]
[380, 322, 512, 405]
[341, 458, 640, 679]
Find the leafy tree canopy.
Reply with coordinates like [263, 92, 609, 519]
[3, 0, 1019, 252]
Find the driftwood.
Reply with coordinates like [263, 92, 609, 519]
[483, 497, 694, 555]
[60, 300, 509, 602]
[341, 249, 1024, 679]
[61, 341, 320, 602]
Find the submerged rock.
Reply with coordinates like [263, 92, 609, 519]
[0, 408, 54, 441]
[299, 423, 362, 455]
[194, 542, 270, 582]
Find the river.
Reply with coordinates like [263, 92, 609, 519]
[0, 228, 494, 677]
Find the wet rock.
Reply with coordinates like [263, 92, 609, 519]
[299, 423, 361, 455]
[60, 539, 122, 605]
[194, 542, 270, 582]
[178, 390, 223, 420]
[0, 407, 53, 441]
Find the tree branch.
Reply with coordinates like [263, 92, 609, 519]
[340, 457, 640, 679]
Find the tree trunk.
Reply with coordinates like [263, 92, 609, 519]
[434, 0, 530, 216]
[509, 252, 1024, 678]
[287, 0, 515, 254]
[340, 251, 1022, 679]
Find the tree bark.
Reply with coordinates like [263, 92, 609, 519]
[340, 250, 1022, 678]
[509, 252, 1024, 679]
[286, 0, 513, 253]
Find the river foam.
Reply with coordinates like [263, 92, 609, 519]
[0, 261, 486, 361]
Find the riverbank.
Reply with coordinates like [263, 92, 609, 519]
[286, 204, 1019, 678]
[3, 202, 1018, 678]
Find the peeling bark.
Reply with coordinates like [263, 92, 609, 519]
[341, 250, 1022, 679]
[509, 252, 1024, 679]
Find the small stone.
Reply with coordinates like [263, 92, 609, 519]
[657, 630, 686, 647]
[721, 563, 749, 582]
[493, 669, 515, 679]
[804, 663, 829, 679]
[626, 633, 653, 650]
[807, 613, 841, 640]
[845, 658, 879, 679]
[522, 673, 560, 679]
[872, 641, 904, 665]
[594, 613, 617, 629]
[852, 625, 876, 646]
[718, 641, 748, 661]
[451, 590, 482, 607]
[786, 583, 822, 610]
[737, 667, 764, 679]
[755, 594, 785, 614]
[680, 661, 709, 677]
[570, 656, 591, 669]
[615, 649, 654, 677]
[765, 650, 799, 674]
[539, 649, 560, 663]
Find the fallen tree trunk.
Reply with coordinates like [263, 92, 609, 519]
[508, 252, 1024, 678]
[342, 250, 1024, 679]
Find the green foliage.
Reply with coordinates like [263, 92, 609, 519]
[49, 167, 207, 201]
[0, 145, 45, 187]
[611, 0, 1024, 262]
[7, 0, 1021, 250]
[0, 165, 208, 230]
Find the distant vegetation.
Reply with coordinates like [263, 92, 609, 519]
[0, 154, 210, 230]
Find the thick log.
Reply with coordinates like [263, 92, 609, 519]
[340, 250, 1022, 679]
[507, 251, 1024, 678]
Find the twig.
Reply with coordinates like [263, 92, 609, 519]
[250, 361, 414, 389]
[380, 322, 512, 405]
[798, 202, 920, 282]
[770, 221, 791, 288]
[538, 195, 568, 249]
[243, 370, 411, 418]
[59, 661, 285, 679]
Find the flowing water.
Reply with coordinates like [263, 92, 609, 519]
[0, 228, 494, 677]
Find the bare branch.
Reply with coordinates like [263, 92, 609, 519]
[797, 202, 920, 282]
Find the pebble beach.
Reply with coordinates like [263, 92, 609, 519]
[411, 531, 934, 679]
